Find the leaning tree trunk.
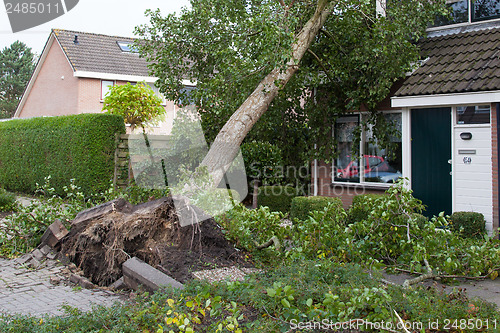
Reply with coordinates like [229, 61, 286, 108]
[200, 0, 335, 188]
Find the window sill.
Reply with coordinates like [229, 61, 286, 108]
[330, 182, 391, 191]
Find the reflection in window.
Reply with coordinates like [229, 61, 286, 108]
[433, 0, 469, 27]
[472, 0, 500, 21]
[456, 105, 490, 124]
[334, 116, 360, 183]
[364, 113, 402, 183]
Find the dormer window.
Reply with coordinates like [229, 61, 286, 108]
[432, 0, 500, 28]
[117, 41, 137, 53]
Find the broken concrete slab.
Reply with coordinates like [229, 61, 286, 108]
[109, 276, 126, 291]
[31, 248, 45, 262]
[69, 273, 95, 289]
[122, 257, 183, 292]
[40, 219, 68, 248]
[71, 198, 133, 226]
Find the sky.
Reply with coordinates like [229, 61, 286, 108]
[0, 0, 191, 55]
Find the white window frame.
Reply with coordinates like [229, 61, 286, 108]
[331, 110, 405, 188]
[101, 80, 115, 101]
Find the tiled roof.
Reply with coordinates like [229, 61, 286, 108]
[53, 29, 150, 77]
[395, 26, 500, 97]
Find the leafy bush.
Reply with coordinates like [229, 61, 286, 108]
[241, 141, 283, 185]
[0, 113, 125, 196]
[448, 211, 486, 239]
[290, 196, 343, 221]
[0, 187, 16, 212]
[346, 193, 386, 223]
[257, 185, 298, 213]
[218, 205, 284, 256]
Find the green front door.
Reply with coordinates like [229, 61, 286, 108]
[411, 108, 452, 218]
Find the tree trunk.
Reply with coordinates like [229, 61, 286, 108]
[200, 0, 335, 188]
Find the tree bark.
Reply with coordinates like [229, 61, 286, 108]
[200, 0, 336, 188]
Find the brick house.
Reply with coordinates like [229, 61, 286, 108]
[14, 29, 194, 134]
[312, 1, 500, 233]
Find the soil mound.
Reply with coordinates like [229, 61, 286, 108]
[60, 197, 248, 286]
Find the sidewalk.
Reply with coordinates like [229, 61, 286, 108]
[383, 272, 500, 308]
[0, 257, 125, 317]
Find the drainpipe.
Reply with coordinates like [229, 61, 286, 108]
[497, 103, 500, 238]
[313, 144, 318, 196]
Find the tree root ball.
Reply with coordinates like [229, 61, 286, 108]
[60, 197, 249, 286]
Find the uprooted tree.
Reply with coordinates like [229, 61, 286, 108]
[135, 0, 447, 189]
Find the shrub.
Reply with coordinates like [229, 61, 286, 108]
[0, 114, 125, 196]
[0, 188, 16, 212]
[347, 193, 386, 224]
[290, 196, 343, 221]
[257, 185, 299, 213]
[241, 141, 283, 185]
[448, 211, 486, 239]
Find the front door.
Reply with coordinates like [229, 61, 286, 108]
[411, 108, 452, 218]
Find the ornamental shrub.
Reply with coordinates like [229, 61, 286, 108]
[290, 196, 344, 221]
[257, 185, 299, 213]
[0, 114, 125, 196]
[448, 211, 486, 239]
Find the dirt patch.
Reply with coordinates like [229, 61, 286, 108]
[60, 197, 251, 286]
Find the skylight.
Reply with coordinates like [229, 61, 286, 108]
[117, 41, 137, 53]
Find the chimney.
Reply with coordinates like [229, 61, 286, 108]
[73, 35, 79, 44]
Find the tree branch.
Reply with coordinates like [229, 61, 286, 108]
[403, 259, 433, 288]
[307, 49, 333, 82]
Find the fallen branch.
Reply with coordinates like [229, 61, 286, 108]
[254, 236, 281, 252]
[403, 259, 434, 288]
[395, 267, 493, 281]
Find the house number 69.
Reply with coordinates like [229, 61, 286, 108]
[463, 157, 472, 164]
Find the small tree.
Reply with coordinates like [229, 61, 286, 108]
[102, 82, 165, 132]
[0, 41, 36, 119]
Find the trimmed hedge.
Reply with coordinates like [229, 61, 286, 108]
[257, 185, 299, 213]
[448, 211, 486, 239]
[0, 114, 125, 196]
[290, 196, 343, 221]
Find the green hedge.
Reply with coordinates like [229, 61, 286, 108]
[448, 211, 486, 239]
[257, 185, 299, 213]
[0, 114, 125, 196]
[290, 196, 343, 221]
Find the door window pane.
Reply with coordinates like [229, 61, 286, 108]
[364, 113, 402, 183]
[334, 115, 360, 183]
[456, 105, 490, 124]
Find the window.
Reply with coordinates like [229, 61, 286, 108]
[456, 105, 491, 124]
[432, 0, 500, 27]
[117, 41, 137, 53]
[333, 113, 403, 185]
[148, 83, 167, 105]
[101, 80, 114, 100]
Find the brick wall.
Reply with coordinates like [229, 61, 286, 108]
[17, 39, 78, 118]
[312, 161, 386, 209]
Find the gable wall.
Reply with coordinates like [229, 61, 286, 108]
[77, 79, 129, 114]
[17, 40, 78, 118]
